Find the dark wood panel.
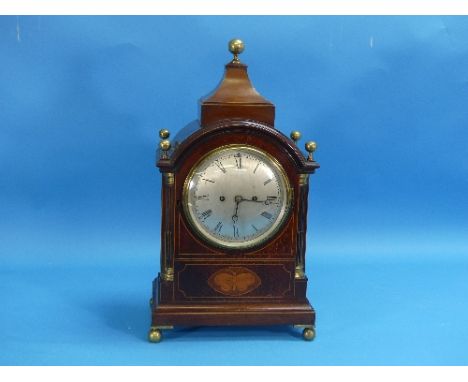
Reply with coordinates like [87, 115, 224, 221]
[175, 262, 294, 300]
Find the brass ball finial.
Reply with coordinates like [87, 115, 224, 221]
[160, 139, 171, 152]
[305, 141, 317, 161]
[159, 140, 171, 159]
[290, 131, 301, 143]
[228, 39, 244, 63]
[159, 129, 170, 139]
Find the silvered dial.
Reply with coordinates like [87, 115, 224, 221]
[184, 145, 291, 249]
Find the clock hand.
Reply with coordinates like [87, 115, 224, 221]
[239, 197, 276, 205]
[233, 194, 274, 223]
[232, 204, 239, 223]
[232, 195, 242, 223]
[232, 196, 243, 238]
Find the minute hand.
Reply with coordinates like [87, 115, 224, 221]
[240, 197, 276, 205]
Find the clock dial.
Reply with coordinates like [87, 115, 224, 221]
[183, 145, 292, 249]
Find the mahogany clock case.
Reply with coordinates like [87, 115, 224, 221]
[151, 118, 319, 328]
[149, 40, 319, 339]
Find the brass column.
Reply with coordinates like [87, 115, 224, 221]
[295, 173, 309, 279]
[161, 172, 175, 281]
[158, 130, 174, 282]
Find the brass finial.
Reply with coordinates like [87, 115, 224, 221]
[228, 38, 245, 63]
[160, 139, 171, 152]
[159, 129, 170, 139]
[160, 139, 171, 159]
[290, 131, 301, 143]
[305, 141, 317, 162]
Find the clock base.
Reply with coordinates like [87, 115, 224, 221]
[149, 275, 315, 338]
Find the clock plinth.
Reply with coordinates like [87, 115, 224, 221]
[150, 40, 319, 341]
[152, 273, 315, 327]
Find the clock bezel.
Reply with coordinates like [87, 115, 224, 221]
[181, 144, 294, 251]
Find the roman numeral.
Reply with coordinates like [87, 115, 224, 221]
[233, 226, 239, 237]
[251, 224, 259, 232]
[202, 178, 215, 184]
[265, 196, 278, 205]
[214, 221, 223, 233]
[263, 179, 272, 186]
[261, 211, 273, 220]
[253, 163, 260, 174]
[196, 194, 209, 201]
[200, 209, 212, 221]
[214, 160, 226, 173]
[234, 153, 242, 169]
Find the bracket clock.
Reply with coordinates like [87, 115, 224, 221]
[149, 39, 319, 342]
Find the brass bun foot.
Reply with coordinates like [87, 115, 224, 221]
[302, 327, 316, 341]
[148, 328, 162, 343]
